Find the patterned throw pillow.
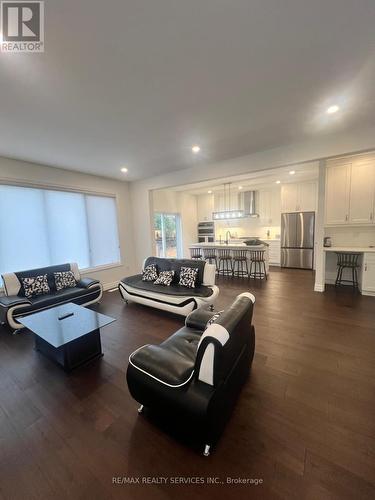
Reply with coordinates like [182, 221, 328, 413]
[178, 267, 198, 288]
[142, 264, 158, 282]
[21, 275, 50, 298]
[154, 270, 175, 286]
[54, 271, 77, 291]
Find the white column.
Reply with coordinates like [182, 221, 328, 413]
[314, 160, 326, 292]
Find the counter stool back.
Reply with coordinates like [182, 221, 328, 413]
[203, 248, 218, 270]
[335, 252, 360, 289]
[217, 248, 233, 276]
[232, 249, 249, 277]
[190, 247, 203, 260]
[249, 249, 267, 280]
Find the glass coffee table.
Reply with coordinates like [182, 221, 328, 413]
[18, 302, 116, 371]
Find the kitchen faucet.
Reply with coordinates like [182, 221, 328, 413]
[225, 230, 233, 245]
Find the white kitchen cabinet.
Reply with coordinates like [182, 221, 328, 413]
[258, 189, 281, 225]
[268, 240, 281, 266]
[348, 160, 375, 224]
[325, 155, 375, 226]
[214, 191, 240, 212]
[281, 184, 299, 213]
[281, 182, 317, 213]
[361, 253, 375, 295]
[197, 193, 214, 221]
[325, 163, 351, 225]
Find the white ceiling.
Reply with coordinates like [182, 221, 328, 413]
[164, 162, 319, 195]
[0, 0, 374, 181]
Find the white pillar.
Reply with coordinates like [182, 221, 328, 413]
[314, 159, 326, 292]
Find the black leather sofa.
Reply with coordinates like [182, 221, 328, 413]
[0, 263, 102, 330]
[119, 257, 219, 316]
[126, 292, 255, 456]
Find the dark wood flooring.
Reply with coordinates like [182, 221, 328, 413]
[1, 268, 375, 500]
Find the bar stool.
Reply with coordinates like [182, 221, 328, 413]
[203, 248, 218, 270]
[190, 247, 202, 260]
[249, 250, 267, 280]
[232, 249, 249, 278]
[217, 248, 233, 276]
[335, 252, 360, 289]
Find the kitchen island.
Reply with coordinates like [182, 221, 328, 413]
[189, 242, 270, 273]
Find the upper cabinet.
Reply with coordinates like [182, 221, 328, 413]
[197, 193, 214, 221]
[258, 189, 281, 225]
[281, 181, 317, 213]
[325, 156, 375, 226]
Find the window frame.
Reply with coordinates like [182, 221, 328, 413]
[0, 179, 123, 277]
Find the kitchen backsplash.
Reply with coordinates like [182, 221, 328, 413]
[215, 219, 281, 240]
[324, 226, 375, 247]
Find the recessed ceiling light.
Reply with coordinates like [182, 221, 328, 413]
[289, 170, 296, 175]
[121, 167, 128, 173]
[238, 186, 243, 190]
[276, 180, 281, 184]
[327, 105, 339, 114]
[207, 190, 212, 194]
[192, 145, 201, 154]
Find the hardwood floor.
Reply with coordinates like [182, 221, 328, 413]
[1, 268, 375, 500]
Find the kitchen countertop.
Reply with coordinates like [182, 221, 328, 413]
[190, 242, 268, 249]
[324, 246, 375, 253]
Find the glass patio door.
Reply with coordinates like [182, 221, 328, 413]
[154, 213, 182, 258]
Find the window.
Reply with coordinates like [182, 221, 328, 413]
[154, 213, 182, 258]
[0, 184, 121, 276]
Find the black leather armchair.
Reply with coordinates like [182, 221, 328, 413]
[126, 292, 256, 456]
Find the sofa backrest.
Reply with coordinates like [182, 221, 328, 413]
[143, 257, 207, 286]
[195, 292, 255, 386]
[2, 263, 80, 297]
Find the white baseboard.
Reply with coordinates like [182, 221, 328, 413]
[314, 283, 325, 292]
[103, 280, 120, 291]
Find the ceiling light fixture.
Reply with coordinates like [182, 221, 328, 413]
[121, 167, 128, 173]
[276, 180, 281, 184]
[192, 145, 201, 154]
[289, 170, 296, 175]
[207, 190, 212, 194]
[238, 186, 243, 190]
[327, 105, 339, 114]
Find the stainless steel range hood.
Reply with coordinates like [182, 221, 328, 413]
[240, 191, 259, 218]
[212, 185, 259, 220]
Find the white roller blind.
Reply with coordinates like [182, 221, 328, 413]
[86, 195, 120, 267]
[0, 184, 121, 277]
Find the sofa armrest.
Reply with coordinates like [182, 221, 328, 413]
[185, 308, 217, 331]
[76, 277, 101, 289]
[0, 295, 32, 308]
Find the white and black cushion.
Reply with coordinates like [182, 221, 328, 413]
[142, 264, 158, 282]
[154, 270, 175, 286]
[21, 275, 50, 298]
[179, 267, 198, 288]
[54, 271, 77, 291]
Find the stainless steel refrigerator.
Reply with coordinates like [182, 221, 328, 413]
[281, 212, 315, 269]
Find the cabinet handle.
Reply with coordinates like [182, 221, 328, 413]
[365, 264, 368, 272]
[370, 213, 373, 221]
[345, 214, 348, 221]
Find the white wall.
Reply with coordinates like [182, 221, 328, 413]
[0, 157, 135, 289]
[130, 125, 375, 269]
[152, 190, 198, 258]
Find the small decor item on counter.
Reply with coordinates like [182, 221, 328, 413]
[266, 229, 270, 239]
[324, 237, 332, 247]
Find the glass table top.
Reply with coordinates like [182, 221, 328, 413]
[18, 303, 116, 348]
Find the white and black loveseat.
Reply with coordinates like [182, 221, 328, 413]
[0, 263, 102, 330]
[126, 292, 255, 456]
[119, 257, 219, 316]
